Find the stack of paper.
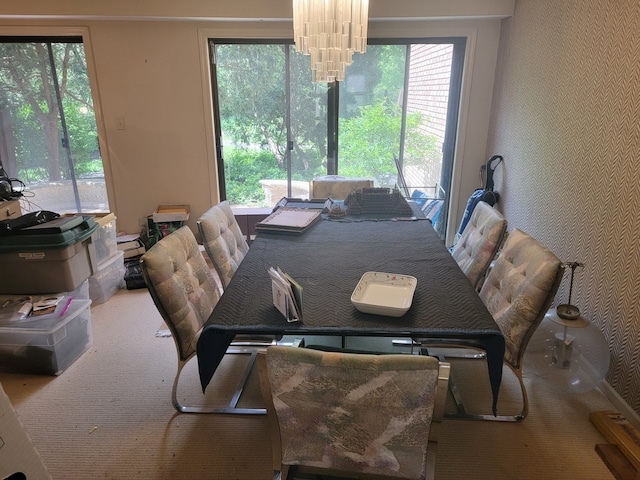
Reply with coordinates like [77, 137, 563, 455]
[268, 267, 303, 322]
[117, 234, 146, 259]
[31, 296, 65, 316]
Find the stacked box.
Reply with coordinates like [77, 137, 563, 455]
[68, 278, 90, 300]
[0, 299, 93, 375]
[92, 213, 118, 266]
[89, 250, 125, 304]
[144, 205, 190, 248]
[0, 216, 99, 294]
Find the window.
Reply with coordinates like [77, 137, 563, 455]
[209, 38, 464, 238]
[0, 37, 108, 213]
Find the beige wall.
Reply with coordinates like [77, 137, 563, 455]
[0, 1, 512, 238]
[487, 0, 640, 414]
[0, 0, 515, 21]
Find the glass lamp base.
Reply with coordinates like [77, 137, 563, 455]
[524, 310, 610, 394]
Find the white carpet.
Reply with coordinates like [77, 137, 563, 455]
[0, 287, 618, 479]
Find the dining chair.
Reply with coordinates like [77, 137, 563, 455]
[450, 200, 507, 290]
[309, 175, 373, 200]
[257, 346, 450, 480]
[140, 226, 274, 414]
[197, 200, 249, 289]
[417, 228, 563, 422]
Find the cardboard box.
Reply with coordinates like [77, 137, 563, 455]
[310, 176, 373, 200]
[0, 199, 21, 220]
[0, 383, 52, 480]
[152, 205, 190, 223]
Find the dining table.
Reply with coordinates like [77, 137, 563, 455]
[197, 204, 506, 414]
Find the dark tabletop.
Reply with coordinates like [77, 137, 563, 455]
[197, 214, 505, 412]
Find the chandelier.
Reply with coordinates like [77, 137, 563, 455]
[292, 0, 369, 83]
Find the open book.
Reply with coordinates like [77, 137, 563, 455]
[268, 267, 303, 322]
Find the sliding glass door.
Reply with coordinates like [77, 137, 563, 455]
[209, 38, 464, 238]
[0, 37, 108, 213]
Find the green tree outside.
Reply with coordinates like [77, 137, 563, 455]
[216, 43, 440, 206]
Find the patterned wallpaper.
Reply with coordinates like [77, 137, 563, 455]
[487, 0, 640, 413]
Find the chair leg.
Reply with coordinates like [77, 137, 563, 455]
[433, 353, 528, 423]
[172, 350, 266, 415]
[171, 338, 304, 415]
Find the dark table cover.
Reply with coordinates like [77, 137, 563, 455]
[197, 214, 505, 413]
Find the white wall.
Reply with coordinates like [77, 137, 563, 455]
[0, 0, 513, 237]
[0, 0, 515, 21]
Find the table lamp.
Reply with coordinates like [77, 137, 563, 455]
[524, 262, 610, 394]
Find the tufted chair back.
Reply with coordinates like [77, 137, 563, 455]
[197, 201, 249, 289]
[141, 226, 220, 363]
[479, 229, 563, 370]
[451, 201, 507, 290]
[258, 346, 450, 480]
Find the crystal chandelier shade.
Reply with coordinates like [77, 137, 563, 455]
[293, 0, 369, 82]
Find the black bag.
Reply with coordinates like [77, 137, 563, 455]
[124, 258, 146, 290]
[456, 155, 503, 237]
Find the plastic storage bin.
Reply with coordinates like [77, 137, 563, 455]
[0, 299, 92, 375]
[92, 213, 117, 266]
[0, 216, 99, 294]
[89, 250, 125, 304]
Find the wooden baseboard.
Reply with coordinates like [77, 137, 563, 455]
[598, 382, 640, 430]
[590, 411, 640, 472]
[595, 444, 638, 480]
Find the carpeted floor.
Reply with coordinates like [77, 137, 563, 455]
[0, 287, 619, 479]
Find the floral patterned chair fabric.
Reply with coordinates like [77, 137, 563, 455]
[415, 228, 563, 421]
[450, 201, 507, 290]
[258, 346, 450, 480]
[479, 228, 562, 370]
[197, 201, 249, 289]
[141, 226, 219, 362]
[141, 226, 270, 414]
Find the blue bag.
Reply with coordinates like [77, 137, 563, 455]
[456, 155, 503, 236]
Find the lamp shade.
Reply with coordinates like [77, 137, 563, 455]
[524, 308, 610, 394]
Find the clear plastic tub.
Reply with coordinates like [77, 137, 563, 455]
[0, 299, 92, 375]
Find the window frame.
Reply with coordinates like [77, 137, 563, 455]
[0, 26, 113, 214]
[208, 36, 465, 239]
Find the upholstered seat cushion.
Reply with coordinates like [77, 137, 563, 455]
[479, 229, 562, 367]
[265, 346, 440, 479]
[141, 226, 220, 360]
[451, 201, 506, 289]
[198, 201, 249, 288]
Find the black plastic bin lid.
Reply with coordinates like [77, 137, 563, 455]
[0, 216, 99, 252]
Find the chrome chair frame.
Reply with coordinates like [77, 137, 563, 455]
[418, 234, 564, 422]
[141, 226, 278, 415]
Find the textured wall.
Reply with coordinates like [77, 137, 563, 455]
[487, 0, 640, 412]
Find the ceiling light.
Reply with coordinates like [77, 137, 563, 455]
[293, 0, 369, 83]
